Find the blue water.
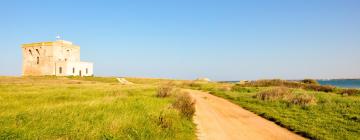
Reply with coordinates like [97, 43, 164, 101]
[317, 79, 360, 88]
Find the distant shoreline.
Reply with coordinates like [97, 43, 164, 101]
[317, 78, 360, 81]
[219, 79, 360, 89]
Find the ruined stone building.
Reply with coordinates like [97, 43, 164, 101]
[22, 40, 93, 76]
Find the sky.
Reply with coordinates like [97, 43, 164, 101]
[0, 0, 359, 80]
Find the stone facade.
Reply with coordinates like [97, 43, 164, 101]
[22, 40, 93, 76]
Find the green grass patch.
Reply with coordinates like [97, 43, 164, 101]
[67, 76, 119, 83]
[0, 77, 195, 139]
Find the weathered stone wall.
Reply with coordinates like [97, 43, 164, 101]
[22, 40, 93, 76]
[22, 45, 55, 76]
[53, 41, 80, 62]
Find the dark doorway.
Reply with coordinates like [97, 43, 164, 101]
[79, 70, 82, 76]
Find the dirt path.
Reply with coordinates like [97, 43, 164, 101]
[185, 89, 305, 140]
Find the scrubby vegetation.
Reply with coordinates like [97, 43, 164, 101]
[301, 79, 319, 85]
[0, 77, 195, 139]
[304, 84, 335, 93]
[236, 79, 336, 93]
[338, 88, 360, 96]
[156, 83, 175, 98]
[255, 87, 316, 106]
[172, 92, 196, 119]
[181, 79, 360, 140]
[289, 93, 316, 106]
[255, 87, 292, 101]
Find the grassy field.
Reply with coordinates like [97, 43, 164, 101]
[2, 76, 359, 140]
[182, 81, 360, 140]
[0, 77, 195, 140]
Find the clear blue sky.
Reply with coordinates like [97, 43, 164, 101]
[1, 0, 359, 80]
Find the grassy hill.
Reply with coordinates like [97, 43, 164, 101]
[0, 77, 195, 139]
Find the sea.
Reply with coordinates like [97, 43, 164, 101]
[317, 79, 360, 89]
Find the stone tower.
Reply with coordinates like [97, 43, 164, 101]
[21, 40, 93, 76]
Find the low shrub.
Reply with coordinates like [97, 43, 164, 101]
[239, 79, 335, 93]
[181, 81, 203, 90]
[338, 89, 360, 96]
[301, 79, 319, 85]
[239, 79, 304, 88]
[290, 94, 317, 106]
[172, 92, 195, 119]
[232, 86, 256, 93]
[156, 83, 174, 98]
[304, 84, 335, 93]
[255, 87, 317, 106]
[246, 79, 287, 87]
[188, 82, 202, 88]
[255, 87, 291, 101]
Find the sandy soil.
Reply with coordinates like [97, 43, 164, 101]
[185, 89, 305, 140]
